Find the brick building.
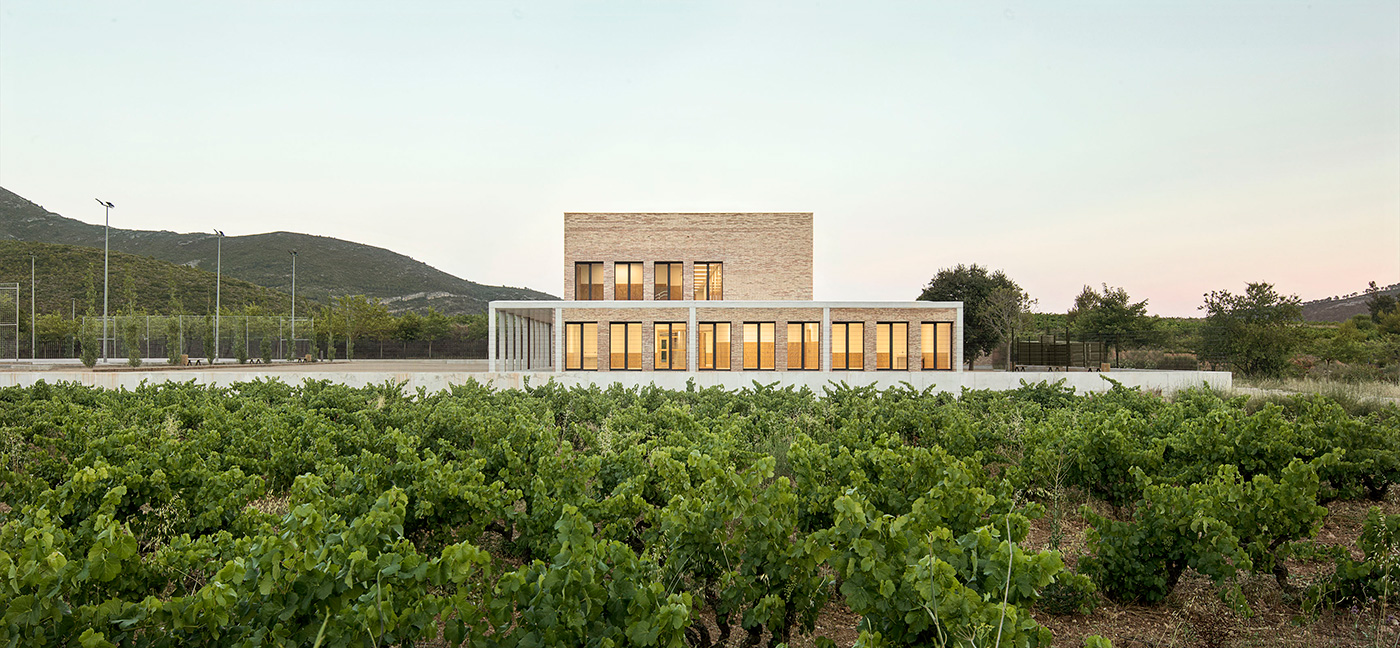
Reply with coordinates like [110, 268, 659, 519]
[489, 213, 963, 376]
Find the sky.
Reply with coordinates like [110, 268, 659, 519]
[1, 1, 1397, 317]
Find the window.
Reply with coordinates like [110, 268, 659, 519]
[831, 322, 864, 370]
[694, 262, 723, 300]
[575, 263, 604, 300]
[654, 322, 687, 370]
[565, 322, 598, 370]
[743, 322, 775, 370]
[786, 322, 820, 370]
[876, 322, 908, 370]
[698, 322, 731, 370]
[610, 322, 642, 370]
[655, 263, 683, 300]
[922, 322, 954, 370]
[614, 262, 643, 300]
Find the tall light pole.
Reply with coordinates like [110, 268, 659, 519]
[95, 199, 113, 363]
[289, 250, 297, 360]
[30, 255, 36, 360]
[214, 230, 224, 364]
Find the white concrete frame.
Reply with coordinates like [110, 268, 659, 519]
[488, 300, 964, 373]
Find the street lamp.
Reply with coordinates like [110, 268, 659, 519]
[95, 199, 113, 363]
[289, 249, 297, 361]
[30, 255, 36, 360]
[213, 230, 224, 364]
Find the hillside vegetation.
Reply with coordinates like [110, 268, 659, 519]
[0, 187, 555, 314]
[0, 241, 297, 316]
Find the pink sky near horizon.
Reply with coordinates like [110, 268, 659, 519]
[2, 1, 1396, 317]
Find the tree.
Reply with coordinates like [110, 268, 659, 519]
[1366, 281, 1397, 323]
[334, 295, 392, 361]
[918, 264, 1022, 368]
[1069, 284, 1162, 366]
[79, 318, 98, 368]
[1317, 320, 1368, 367]
[1198, 282, 1303, 377]
[396, 310, 423, 353]
[421, 308, 451, 358]
[984, 285, 1036, 370]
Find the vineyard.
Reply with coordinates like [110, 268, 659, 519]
[1, 377, 1398, 647]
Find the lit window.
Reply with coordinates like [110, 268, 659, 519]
[575, 263, 604, 300]
[876, 322, 908, 370]
[831, 322, 864, 371]
[921, 322, 954, 370]
[743, 322, 775, 370]
[655, 263, 683, 300]
[565, 322, 598, 370]
[786, 322, 820, 370]
[609, 322, 642, 370]
[615, 263, 643, 300]
[653, 322, 687, 370]
[694, 262, 723, 300]
[698, 322, 731, 370]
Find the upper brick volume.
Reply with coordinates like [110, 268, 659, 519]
[563, 213, 814, 301]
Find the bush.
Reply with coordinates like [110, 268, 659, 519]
[1307, 508, 1400, 609]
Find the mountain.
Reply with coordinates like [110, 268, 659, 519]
[0, 240, 298, 316]
[1302, 283, 1400, 322]
[0, 187, 556, 314]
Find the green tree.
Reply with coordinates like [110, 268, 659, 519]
[917, 264, 1022, 368]
[1318, 320, 1368, 367]
[335, 295, 392, 361]
[232, 316, 248, 364]
[165, 294, 186, 364]
[984, 285, 1036, 370]
[421, 308, 451, 358]
[1366, 281, 1397, 323]
[396, 310, 423, 353]
[1070, 284, 1162, 366]
[34, 313, 76, 358]
[1198, 282, 1303, 377]
[78, 317, 98, 368]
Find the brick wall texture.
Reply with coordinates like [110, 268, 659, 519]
[563, 213, 814, 301]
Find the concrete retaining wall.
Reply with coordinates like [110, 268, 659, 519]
[0, 369, 1230, 395]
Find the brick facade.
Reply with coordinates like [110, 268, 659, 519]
[563, 213, 813, 301]
[492, 212, 962, 374]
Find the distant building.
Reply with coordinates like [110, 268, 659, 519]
[489, 213, 964, 378]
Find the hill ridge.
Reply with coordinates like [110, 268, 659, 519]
[0, 186, 556, 314]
